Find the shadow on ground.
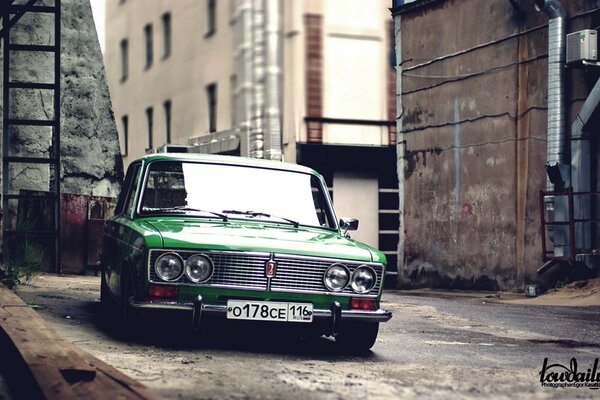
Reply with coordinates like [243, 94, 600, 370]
[83, 300, 381, 361]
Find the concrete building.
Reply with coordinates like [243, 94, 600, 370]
[103, 0, 399, 277]
[392, 0, 600, 290]
[1, 0, 123, 273]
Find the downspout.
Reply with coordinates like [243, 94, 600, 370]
[535, 0, 569, 258]
[391, 8, 405, 287]
[249, 0, 266, 159]
[233, 0, 253, 157]
[263, 0, 283, 161]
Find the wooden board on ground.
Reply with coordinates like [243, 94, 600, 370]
[0, 283, 161, 400]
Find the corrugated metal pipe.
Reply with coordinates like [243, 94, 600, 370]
[535, 0, 568, 190]
[263, 0, 283, 161]
[249, 0, 266, 159]
[536, 0, 570, 260]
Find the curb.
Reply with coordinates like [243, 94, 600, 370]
[0, 283, 162, 400]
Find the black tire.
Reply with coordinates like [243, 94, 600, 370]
[335, 322, 379, 351]
[119, 270, 139, 337]
[100, 272, 115, 314]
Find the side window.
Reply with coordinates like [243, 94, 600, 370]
[125, 165, 143, 216]
[116, 163, 142, 216]
[141, 162, 186, 210]
[311, 175, 335, 228]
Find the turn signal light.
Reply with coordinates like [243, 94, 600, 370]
[350, 298, 377, 311]
[148, 284, 178, 299]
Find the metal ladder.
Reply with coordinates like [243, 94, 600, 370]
[1, 0, 61, 273]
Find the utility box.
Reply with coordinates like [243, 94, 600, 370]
[155, 144, 190, 153]
[567, 29, 597, 64]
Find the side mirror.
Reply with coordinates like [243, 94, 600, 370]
[339, 218, 359, 237]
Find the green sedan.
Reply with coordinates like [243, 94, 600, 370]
[100, 153, 392, 350]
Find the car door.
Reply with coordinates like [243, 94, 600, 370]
[103, 162, 142, 295]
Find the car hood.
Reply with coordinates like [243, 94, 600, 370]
[144, 218, 376, 262]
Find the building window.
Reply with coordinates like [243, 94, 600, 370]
[206, 0, 216, 37]
[162, 12, 171, 59]
[121, 115, 129, 156]
[144, 23, 153, 69]
[230, 74, 237, 126]
[206, 83, 217, 133]
[304, 15, 323, 143]
[164, 100, 172, 144]
[120, 38, 128, 81]
[146, 107, 154, 150]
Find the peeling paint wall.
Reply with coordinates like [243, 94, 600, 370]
[395, 0, 600, 291]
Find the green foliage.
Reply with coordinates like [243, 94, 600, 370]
[0, 240, 44, 289]
[1, 218, 45, 289]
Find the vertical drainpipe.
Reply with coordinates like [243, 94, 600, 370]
[234, 0, 253, 157]
[250, 0, 266, 159]
[263, 0, 283, 161]
[535, 0, 569, 258]
[393, 11, 405, 287]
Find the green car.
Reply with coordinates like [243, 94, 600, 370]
[100, 153, 392, 350]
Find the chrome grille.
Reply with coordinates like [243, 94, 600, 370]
[149, 250, 269, 289]
[272, 255, 383, 296]
[148, 250, 383, 296]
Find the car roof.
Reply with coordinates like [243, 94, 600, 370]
[138, 153, 319, 175]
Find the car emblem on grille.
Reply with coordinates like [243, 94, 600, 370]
[265, 260, 277, 278]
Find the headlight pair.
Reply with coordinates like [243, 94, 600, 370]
[323, 264, 377, 294]
[155, 253, 213, 283]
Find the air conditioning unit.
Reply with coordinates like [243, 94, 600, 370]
[155, 144, 189, 153]
[567, 29, 597, 64]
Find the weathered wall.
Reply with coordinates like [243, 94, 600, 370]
[1, 0, 123, 272]
[395, 0, 600, 290]
[1, 0, 123, 198]
[60, 0, 123, 197]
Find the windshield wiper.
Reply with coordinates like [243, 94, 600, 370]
[222, 210, 299, 228]
[143, 206, 228, 221]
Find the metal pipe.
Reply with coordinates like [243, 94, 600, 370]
[536, 0, 569, 259]
[263, 0, 283, 161]
[569, 65, 600, 268]
[535, 0, 567, 190]
[233, 0, 253, 157]
[249, 0, 265, 159]
[394, 16, 405, 287]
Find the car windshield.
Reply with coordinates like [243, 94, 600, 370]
[139, 161, 336, 229]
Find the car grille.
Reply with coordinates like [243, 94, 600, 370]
[148, 250, 384, 296]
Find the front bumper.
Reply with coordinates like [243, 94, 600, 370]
[130, 296, 392, 334]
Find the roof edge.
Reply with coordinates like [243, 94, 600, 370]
[391, 0, 445, 16]
[139, 153, 318, 175]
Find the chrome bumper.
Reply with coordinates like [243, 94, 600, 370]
[129, 296, 392, 332]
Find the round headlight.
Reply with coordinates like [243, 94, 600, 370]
[350, 266, 377, 294]
[323, 264, 350, 291]
[185, 254, 213, 283]
[155, 253, 183, 281]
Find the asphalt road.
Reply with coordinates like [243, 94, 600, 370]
[11, 274, 600, 399]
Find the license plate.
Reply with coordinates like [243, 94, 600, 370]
[226, 300, 313, 323]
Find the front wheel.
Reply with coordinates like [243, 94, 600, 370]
[335, 322, 379, 351]
[100, 273, 114, 315]
[119, 271, 139, 336]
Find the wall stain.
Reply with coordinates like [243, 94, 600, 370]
[403, 147, 442, 180]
